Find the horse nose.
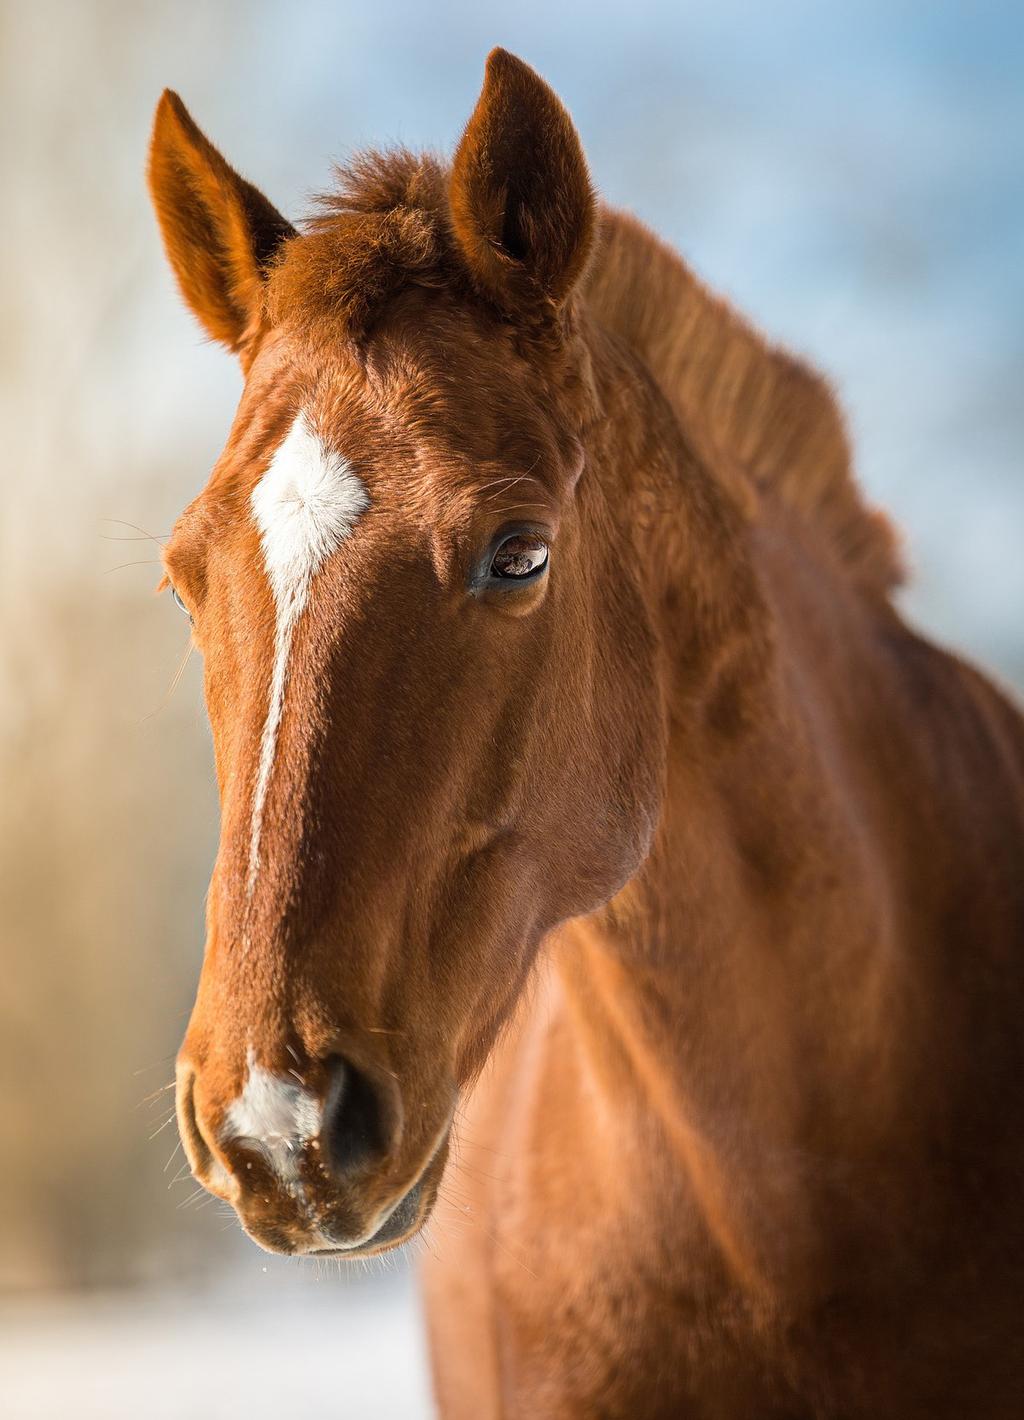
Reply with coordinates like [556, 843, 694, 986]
[176, 1050, 403, 1208]
[321, 1056, 401, 1180]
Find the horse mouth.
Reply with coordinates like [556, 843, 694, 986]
[241, 1119, 450, 1260]
[306, 1176, 431, 1258]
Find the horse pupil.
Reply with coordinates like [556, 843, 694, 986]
[492, 535, 547, 579]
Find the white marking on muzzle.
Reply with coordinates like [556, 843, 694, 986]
[222, 1047, 324, 1189]
[247, 413, 369, 896]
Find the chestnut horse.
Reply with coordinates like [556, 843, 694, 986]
[149, 50, 1024, 1419]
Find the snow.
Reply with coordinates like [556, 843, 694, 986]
[0, 1273, 434, 1420]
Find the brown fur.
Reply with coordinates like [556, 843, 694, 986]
[149, 49, 1024, 1418]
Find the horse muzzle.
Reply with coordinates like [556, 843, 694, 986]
[175, 1049, 453, 1256]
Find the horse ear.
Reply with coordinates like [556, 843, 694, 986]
[449, 49, 596, 315]
[147, 91, 295, 353]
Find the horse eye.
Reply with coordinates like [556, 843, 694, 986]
[170, 586, 193, 623]
[489, 534, 549, 580]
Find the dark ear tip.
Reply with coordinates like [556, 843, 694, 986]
[155, 89, 183, 123]
[483, 47, 547, 96]
[484, 46, 520, 76]
[152, 90, 202, 151]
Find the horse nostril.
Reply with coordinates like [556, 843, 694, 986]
[176, 1064, 214, 1177]
[322, 1057, 394, 1179]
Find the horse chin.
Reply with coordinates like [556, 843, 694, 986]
[239, 1139, 446, 1260]
[308, 1177, 436, 1258]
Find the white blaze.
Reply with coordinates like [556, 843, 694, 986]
[247, 412, 369, 895]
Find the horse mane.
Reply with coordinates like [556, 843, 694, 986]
[268, 151, 903, 597]
[583, 210, 904, 595]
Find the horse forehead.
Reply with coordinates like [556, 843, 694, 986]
[250, 411, 370, 591]
[242, 410, 370, 899]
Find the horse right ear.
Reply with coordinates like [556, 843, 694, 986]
[449, 50, 596, 317]
[147, 91, 295, 354]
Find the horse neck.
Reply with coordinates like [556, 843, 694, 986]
[554, 380, 922, 1295]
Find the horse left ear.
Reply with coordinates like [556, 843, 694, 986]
[449, 49, 596, 316]
[147, 91, 295, 354]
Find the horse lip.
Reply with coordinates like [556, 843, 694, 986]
[308, 1178, 428, 1256]
[300, 1102, 454, 1255]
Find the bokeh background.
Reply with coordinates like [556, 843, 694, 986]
[1, 1, 1021, 1415]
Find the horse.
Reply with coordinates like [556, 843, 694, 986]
[148, 49, 1024, 1419]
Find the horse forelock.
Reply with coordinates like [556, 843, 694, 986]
[266, 149, 456, 346]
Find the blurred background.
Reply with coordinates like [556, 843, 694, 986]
[1, 1, 1021, 1415]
